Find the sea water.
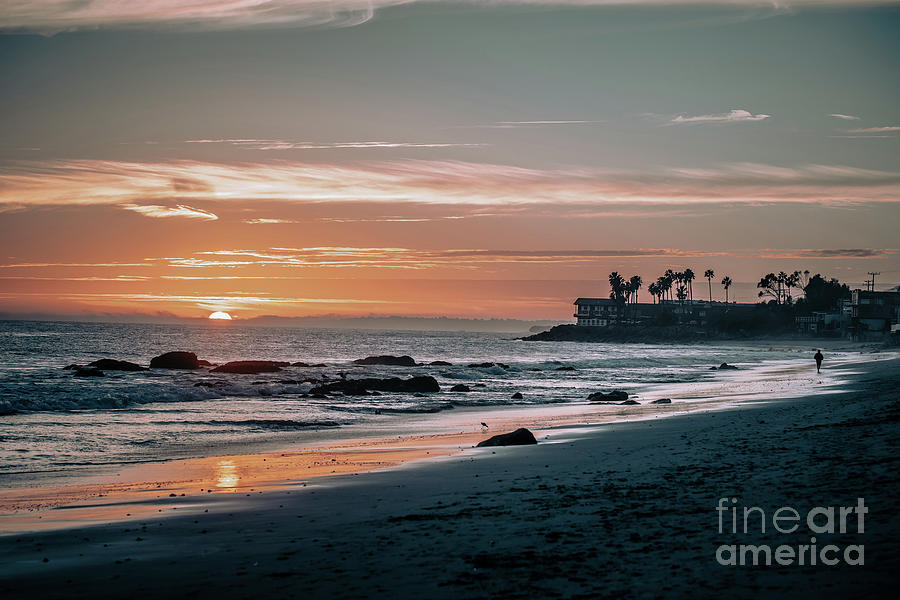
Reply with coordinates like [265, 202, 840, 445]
[0, 320, 837, 483]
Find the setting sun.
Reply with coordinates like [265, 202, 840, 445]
[208, 311, 232, 320]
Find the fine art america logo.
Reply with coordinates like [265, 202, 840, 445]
[715, 498, 867, 566]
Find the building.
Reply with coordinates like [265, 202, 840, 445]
[850, 288, 900, 337]
[573, 298, 618, 326]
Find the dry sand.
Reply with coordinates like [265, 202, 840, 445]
[1, 353, 898, 599]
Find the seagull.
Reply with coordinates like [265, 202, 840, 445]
[481, 422, 489, 430]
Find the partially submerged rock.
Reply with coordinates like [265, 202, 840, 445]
[450, 384, 471, 392]
[429, 360, 453, 366]
[620, 399, 640, 405]
[476, 428, 537, 447]
[588, 390, 629, 403]
[717, 362, 739, 370]
[511, 392, 524, 399]
[555, 366, 576, 371]
[651, 398, 672, 404]
[87, 359, 147, 372]
[467, 362, 510, 370]
[210, 360, 289, 374]
[353, 355, 416, 367]
[150, 352, 200, 370]
[309, 376, 440, 395]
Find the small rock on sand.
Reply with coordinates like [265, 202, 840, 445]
[651, 398, 672, 404]
[588, 390, 629, 403]
[450, 384, 471, 392]
[511, 392, 523, 399]
[620, 399, 640, 405]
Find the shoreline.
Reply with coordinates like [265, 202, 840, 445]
[1, 355, 898, 597]
[0, 350, 881, 534]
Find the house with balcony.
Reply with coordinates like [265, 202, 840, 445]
[573, 298, 618, 326]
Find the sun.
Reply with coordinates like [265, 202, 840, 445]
[208, 311, 233, 320]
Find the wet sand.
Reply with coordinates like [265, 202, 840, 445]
[1, 353, 898, 598]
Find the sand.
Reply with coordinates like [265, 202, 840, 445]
[1, 353, 898, 598]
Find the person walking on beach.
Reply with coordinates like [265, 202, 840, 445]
[814, 350, 824, 374]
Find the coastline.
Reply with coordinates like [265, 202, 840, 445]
[0, 350, 863, 531]
[2, 352, 898, 597]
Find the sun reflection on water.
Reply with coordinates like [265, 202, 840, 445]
[215, 460, 239, 488]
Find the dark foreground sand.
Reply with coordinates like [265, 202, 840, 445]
[1, 356, 898, 599]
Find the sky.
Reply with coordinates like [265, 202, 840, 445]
[1, 0, 898, 321]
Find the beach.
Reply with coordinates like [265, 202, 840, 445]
[1, 351, 897, 598]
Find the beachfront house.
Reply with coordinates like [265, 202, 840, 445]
[573, 298, 618, 326]
[850, 287, 900, 338]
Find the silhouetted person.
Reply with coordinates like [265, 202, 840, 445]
[814, 350, 824, 373]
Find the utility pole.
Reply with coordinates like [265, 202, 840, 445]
[866, 272, 880, 291]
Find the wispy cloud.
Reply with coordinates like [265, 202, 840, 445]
[471, 120, 606, 129]
[2, 159, 899, 217]
[671, 109, 770, 124]
[830, 113, 861, 121]
[760, 248, 895, 259]
[120, 203, 218, 220]
[5, 2, 897, 35]
[185, 139, 483, 150]
[846, 126, 900, 133]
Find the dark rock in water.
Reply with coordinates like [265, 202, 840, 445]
[88, 359, 147, 372]
[620, 399, 640, 405]
[450, 384, 471, 392]
[429, 360, 452, 366]
[527, 368, 543, 372]
[353, 355, 416, 367]
[511, 392, 524, 399]
[197, 360, 214, 367]
[311, 363, 328, 368]
[310, 376, 440, 395]
[587, 390, 629, 403]
[476, 428, 537, 448]
[709, 366, 718, 370]
[63, 364, 80, 370]
[74, 367, 104, 377]
[150, 352, 200, 370]
[467, 362, 510, 370]
[718, 362, 739, 370]
[555, 366, 576, 371]
[292, 361, 310, 367]
[473, 383, 487, 387]
[210, 361, 289, 374]
[651, 398, 672, 404]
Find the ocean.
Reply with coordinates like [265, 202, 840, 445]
[0, 320, 835, 484]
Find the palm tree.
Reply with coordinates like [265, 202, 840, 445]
[608, 271, 627, 322]
[704, 269, 715, 302]
[777, 271, 789, 304]
[721, 276, 733, 304]
[676, 284, 688, 315]
[664, 269, 676, 301]
[683, 268, 695, 305]
[629, 275, 642, 304]
[648, 282, 660, 304]
[785, 270, 801, 303]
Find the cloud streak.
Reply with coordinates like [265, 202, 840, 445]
[846, 126, 900, 133]
[830, 113, 861, 120]
[185, 139, 484, 151]
[2, 159, 899, 219]
[5, 2, 898, 34]
[671, 109, 770, 124]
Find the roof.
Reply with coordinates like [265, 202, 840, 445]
[573, 297, 616, 305]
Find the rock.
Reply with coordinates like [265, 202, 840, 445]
[555, 366, 576, 371]
[511, 392, 524, 399]
[651, 398, 672, 404]
[310, 376, 440, 395]
[292, 361, 310, 367]
[527, 368, 543, 372]
[73, 367, 104, 377]
[63, 364, 80, 370]
[429, 360, 452, 366]
[197, 360, 214, 367]
[353, 355, 416, 366]
[87, 359, 147, 372]
[311, 363, 328, 368]
[210, 361, 289, 374]
[709, 366, 718, 370]
[587, 390, 629, 403]
[467, 362, 510, 370]
[150, 352, 200, 370]
[718, 362, 739, 370]
[450, 384, 471, 392]
[620, 399, 640, 405]
[476, 428, 537, 448]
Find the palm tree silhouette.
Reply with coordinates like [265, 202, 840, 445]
[648, 282, 660, 304]
[629, 275, 642, 304]
[608, 271, 627, 322]
[721, 276, 733, 304]
[683, 268, 695, 305]
[676, 284, 688, 315]
[704, 269, 715, 302]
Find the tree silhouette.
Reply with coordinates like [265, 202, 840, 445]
[704, 269, 715, 302]
[721, 276, 733, 304]
[608, 271, 627, 322]
[683, 268, 696, 305]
